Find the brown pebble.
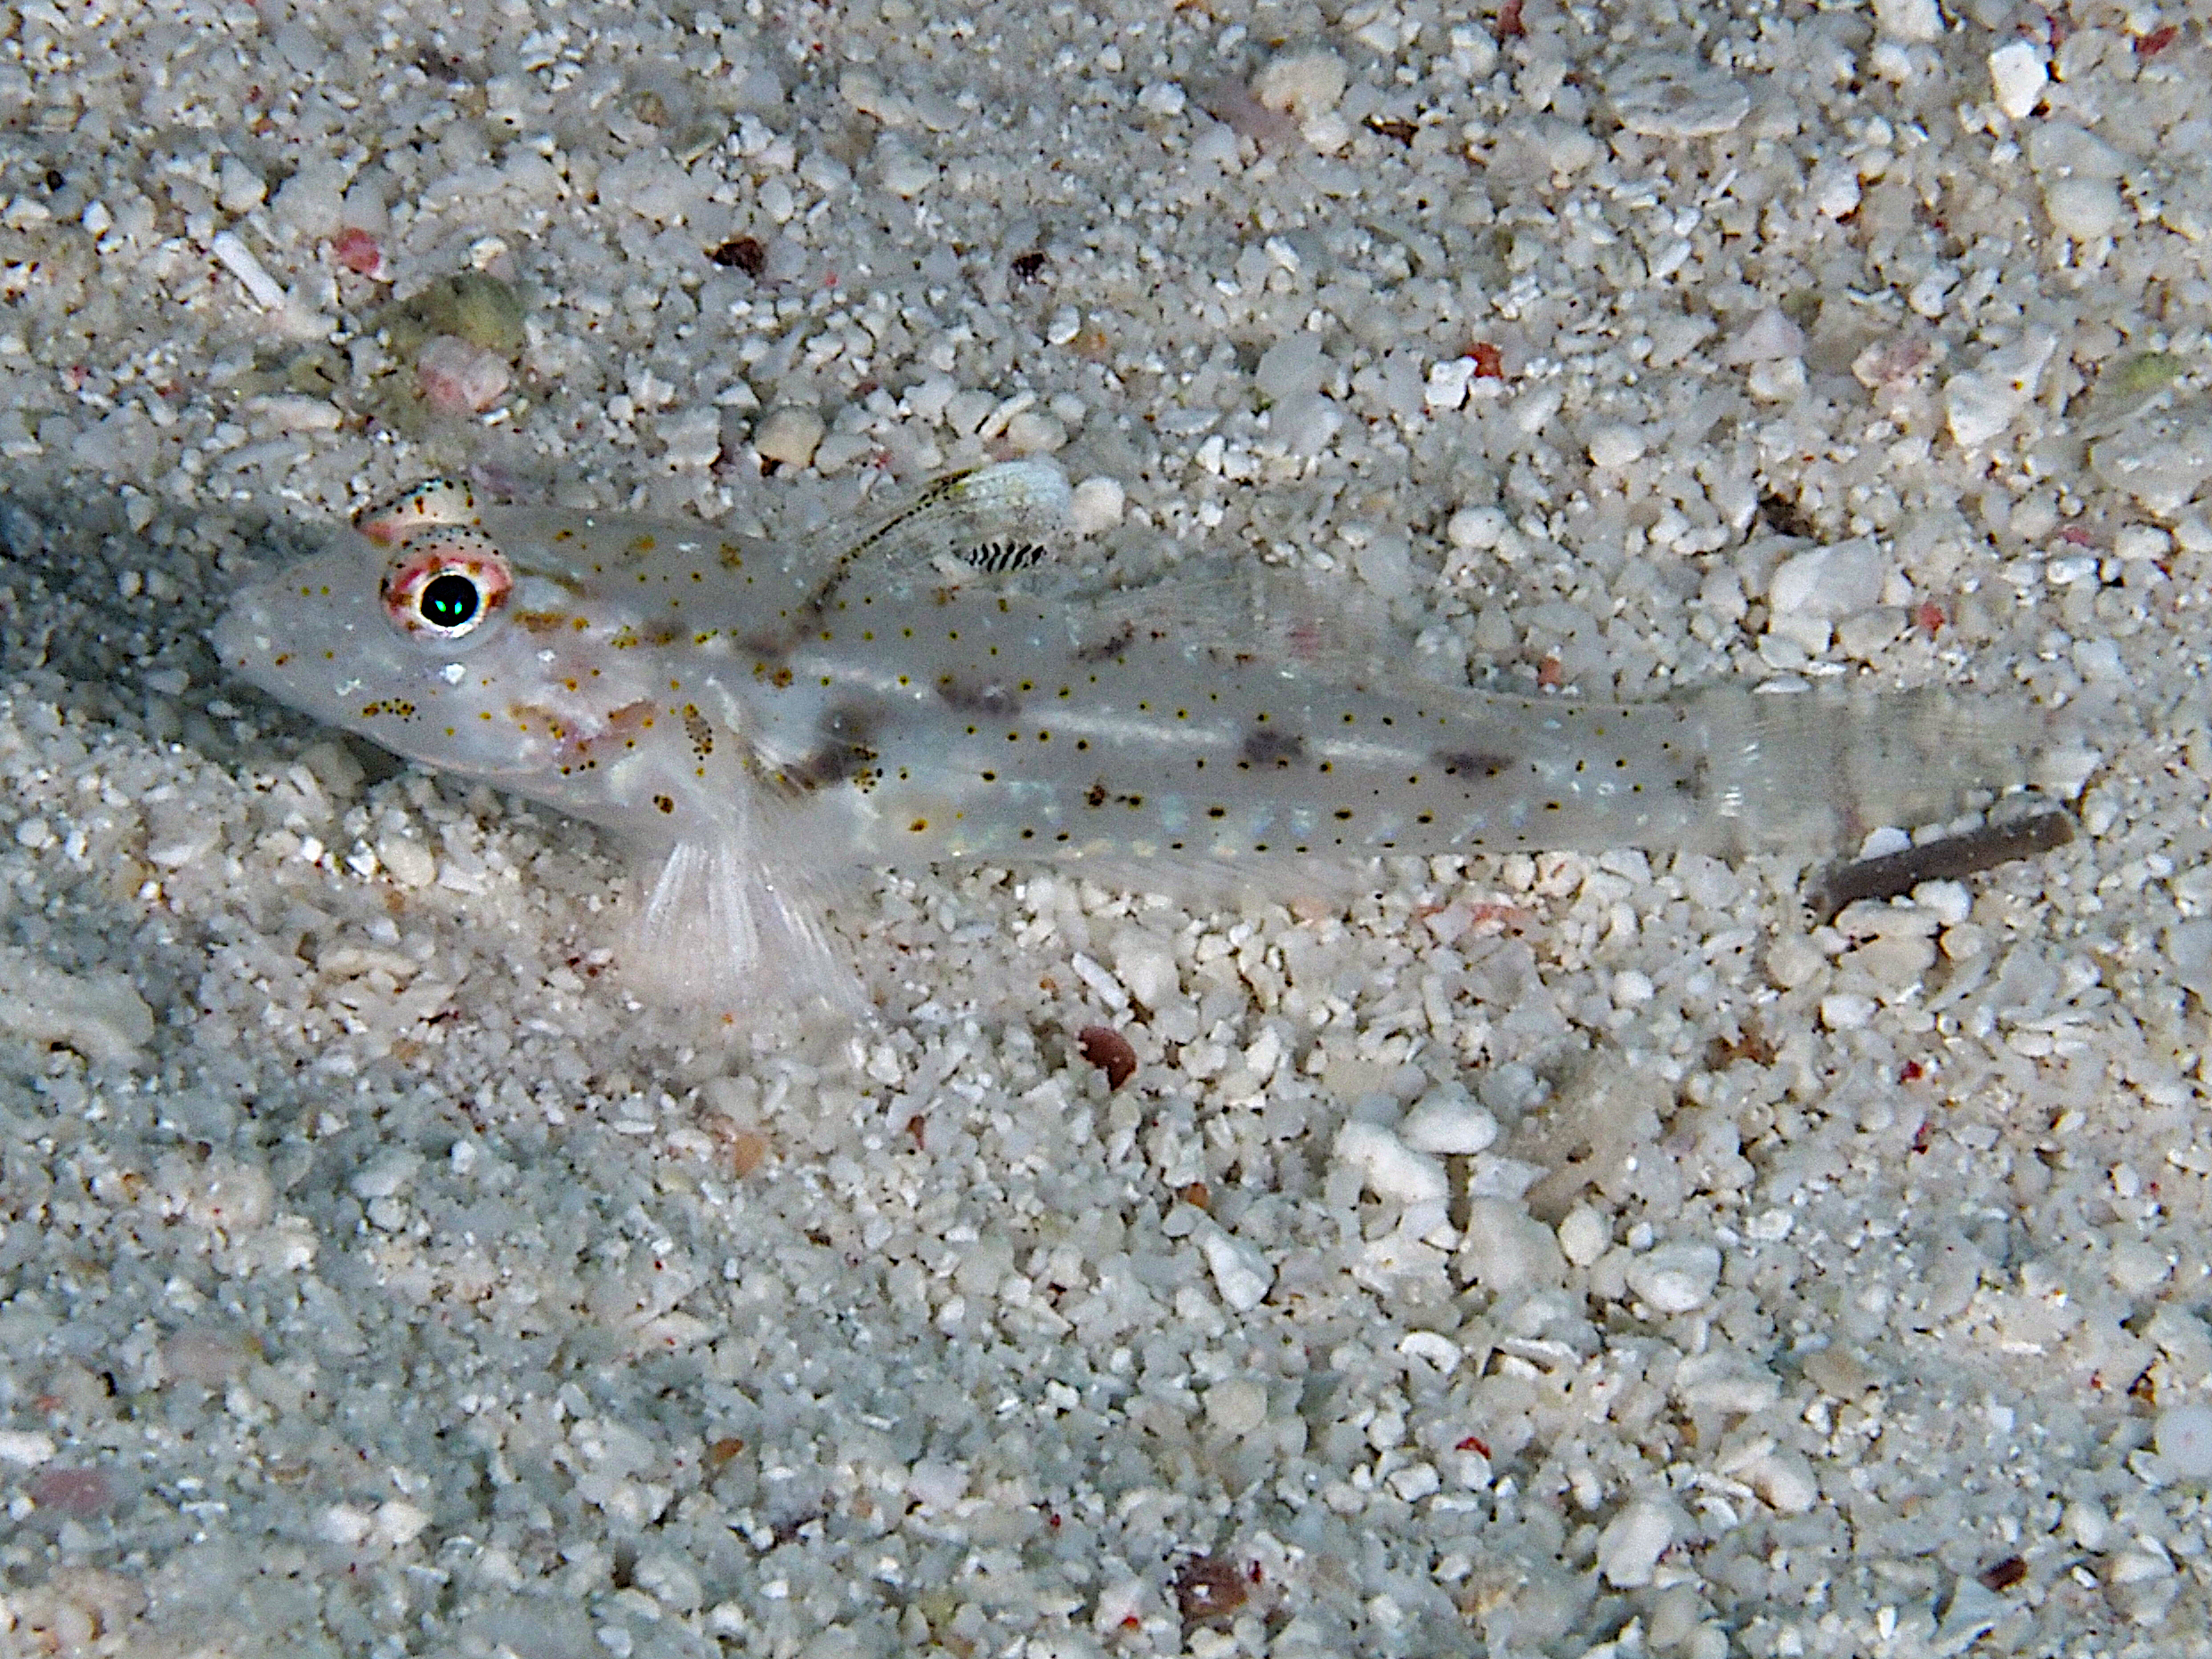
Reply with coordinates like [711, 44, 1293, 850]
[711, 1123, 767, 1177]
[709, 235, 766, 276]
[1077, 1024, 1137, 1088]
[1978, 1555, 2028, 1591]
[1172, 1553, 1247, 1631]
[705, 1436, 747, 1469]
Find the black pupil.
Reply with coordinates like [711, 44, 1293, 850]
[420, 571, 480, 629]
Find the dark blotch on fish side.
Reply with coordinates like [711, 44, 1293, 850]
[1436, 749, 1512, 778]
[777, 707, 879, 793]
[1240, 728, 1307, 768]
[1807, 808, 2076, 922]
[1074, 621, 1137, 664]
[937, 676, 1023, 716]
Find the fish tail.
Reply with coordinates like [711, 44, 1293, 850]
[1683, 685, 2066, 855]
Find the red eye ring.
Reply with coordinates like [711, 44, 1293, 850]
[379, 528, 513, 640]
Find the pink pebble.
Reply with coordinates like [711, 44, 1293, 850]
[31, 1466, 114, 1517]
[331, 226, 388, 279]
[417, 335, 510, 416]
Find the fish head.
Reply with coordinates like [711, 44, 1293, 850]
[213, 509, 741, 835]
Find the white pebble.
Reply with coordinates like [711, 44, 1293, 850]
[376, 835, 436, 889]
[348, 1148, 422, 1201]
[906, 1461, 968, 1510]
[1859, 825, 1913, 860]
[1252, 49, 1347, 121]
[904, 373, 956, 424]
[1724, 308, 1806, 365]
[1988, 41, 2046, 121]
[875, 143, 936, 199]
[146, 823, 215, 869]
[2157, 1404, 2212, 1480]
[1558, 1204, 1609, 1267]
[1446, 505, 1508, 551]
[1769, 538, 1888, 619]
[1270, 392, 1341, 456]
[272, 162, 351, 239]
[1136, 82, 1186, 118]
[375, 1500, 432, 1547]
[1458, 1198, 1560, 1293]
[1425, 356, 1475, 411]
[1747, 1449, 1820, 1514]
[1819, 991, 1876, 1032]
[1256, 332, 1325, 401]
[1333, 1121, 1448, 1204]
[1941, 922, 1989, 962]
[1605, 56, 1749, 138]
[1911, 880, 1973, 926]
[1625, 1240, 1722, 1314]
[754, 405, 825, 467]
[210, 230, 289, 311]
[1199, 1227, 1274, 1312]
[1398, 1331, 1463, 1372]
[0, 1429, 56, 1467]
[1597, 1497, 1681, 1588]
[660, 407, 724, 472]
[217, 155, 266, 214]
[1610, 968, 1655, 1008]
[2044, 175, 2121, 241]
[2090, 410, 2212, 514]
[1204, 1377, 1268, 1436]
[1810, 164, 1862, 220]
[1851, 935, 1935, 994]
[944, 388, 996, 436]
[2109, 1241, 2170, 1296]
[1586, 423, 1646, 469]
[1513, 382, 1564, 435]
[247, 394, 342, 433]
[1766, 934, 1824, 990]
[1945, 372, 2020, 448]
[2114, 524, 2170, 562]
[1070, 476, 1124, 534]
[1747, 357, 1808, 403]
[1874, 0, 1942, 42]
[1111, 932, 1178, 1008]
[1398, 1089, 1499, 1156]
[1002, 410, 1066, 454]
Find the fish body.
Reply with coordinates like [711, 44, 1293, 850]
[213, 464, 2050, 1008]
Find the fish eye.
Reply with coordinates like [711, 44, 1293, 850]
[380, 527, 513, 642]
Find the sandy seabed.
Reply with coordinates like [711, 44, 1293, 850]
[4, 1, 2212, 1655]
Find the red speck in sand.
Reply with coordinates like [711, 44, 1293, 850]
[332, 227, 388, 279]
